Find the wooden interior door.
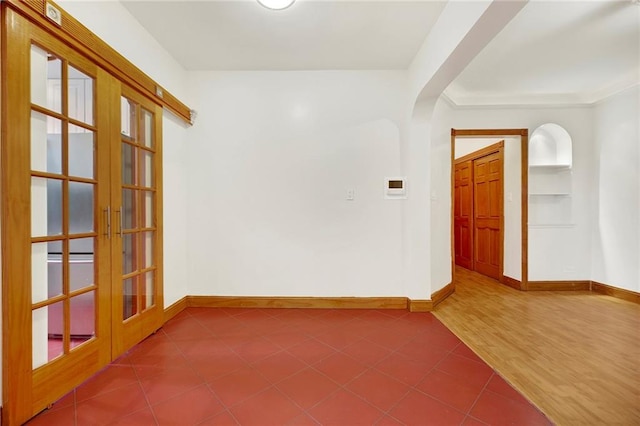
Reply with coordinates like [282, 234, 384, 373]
[2, 11, 113, 425]
[473, 151, 503, 280]
[111, 85, 164, 358]
[454, 160, 473, 269]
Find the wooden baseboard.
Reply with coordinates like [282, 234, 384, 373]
[186, 296, 409, 310]
[591, 281, 640, 305]
[431, 282, 454, 308]
[527, 280, 591, 291]
[164, 296, 188, 322]
[408, 300, 433, 312]
[502, 276, 522, 290]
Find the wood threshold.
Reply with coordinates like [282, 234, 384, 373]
[591, 281, 640, 304]
[163, 297, 188, 322]
[527, 281, 591, 291]
[431, 282, 454, 308]
[187, 296, 409, 310]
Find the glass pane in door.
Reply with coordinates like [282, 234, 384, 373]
[69, 238, 95, 292]
[121, 97, 136, 139]
[68, 124, 95, 179]
[143, 191, 154, 228]
[122, 143, 136, 185]
[142, 231, 154, 268]
[31, 177, 63, 237]
[141, 108, 153, 148]
[30, 45, 62, 113]
[122, 188, 137, 230]
[141, 151, 153, 188]
[69, 182, 95, 234]
[123, 233, 137, 275]
[142, 271, 154, 310]
[32, 300, 65, 368]
[67, 65, 94, 125]
[123, 277, 137, 320]
[70, 291, 95, 348]
[31, 241, 63, 304]
[31, 112, 62, 174]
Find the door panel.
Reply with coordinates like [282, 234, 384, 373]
[454, 160, 473, 269]
[473, 152, 503, 280]
[2, 12, 114, 423]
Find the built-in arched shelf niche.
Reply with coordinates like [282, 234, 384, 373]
[528, 123, 573, 227]
[529, 123, 572, 168]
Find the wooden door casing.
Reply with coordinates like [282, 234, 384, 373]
[473, 151, 503, 281]
[454, 160, 473, 269]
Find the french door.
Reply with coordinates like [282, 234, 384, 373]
[112, 86, 164, 356]
[2, 10, 163, 425]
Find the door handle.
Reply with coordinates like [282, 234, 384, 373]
[116, 207, 123, 237]
[104, 206, 111, 239]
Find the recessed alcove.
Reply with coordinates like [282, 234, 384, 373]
[529, 123, 572, 168]
[529, 123, 573, 227]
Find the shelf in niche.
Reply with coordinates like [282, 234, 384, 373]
[528, 223, 576, 228]
[529, 164, 572, 170]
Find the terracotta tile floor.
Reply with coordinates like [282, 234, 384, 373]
[27, 308, 552, 425]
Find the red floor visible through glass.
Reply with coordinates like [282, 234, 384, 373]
[27, 308, 552, 425]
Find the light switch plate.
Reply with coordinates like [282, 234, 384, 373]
[346, 189, 355, 201]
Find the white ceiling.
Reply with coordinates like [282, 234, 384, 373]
[446, 0, 640, 105]
[120, 0, 446, 70]
[120, 0, 640, 104]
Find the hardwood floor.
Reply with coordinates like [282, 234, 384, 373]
[434, 266, 640, 426]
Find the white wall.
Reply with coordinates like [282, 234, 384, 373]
[428, 97, 454, 292]
[59, 1, 191, 307]
[186, 71, 407, 297]
[591, 86, 640, 292]
[402, 98, 437, 300]
[455, 138, 501, 158]
[162, 112, 191, 306]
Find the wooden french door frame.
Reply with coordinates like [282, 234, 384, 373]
[1, 9, 163, 425]
[450, 129, 529, 291]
